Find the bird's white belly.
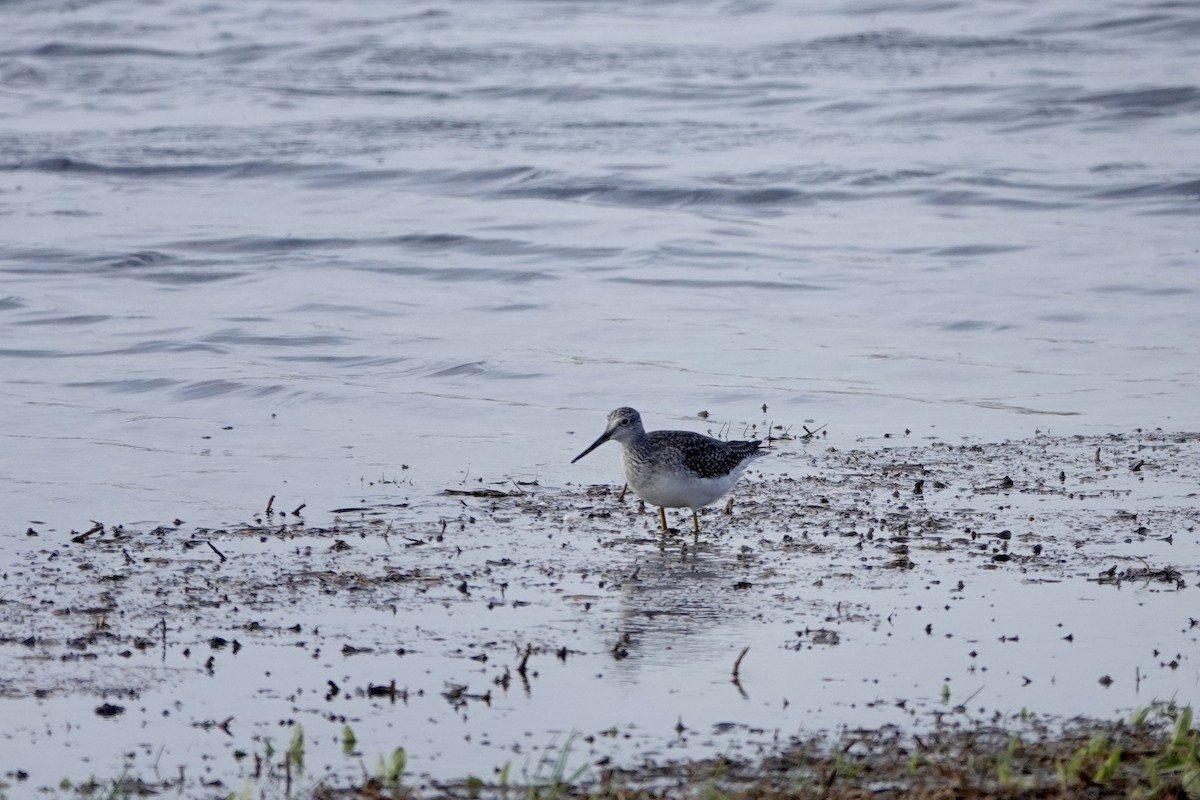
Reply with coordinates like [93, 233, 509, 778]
[623, 452, 743, 510]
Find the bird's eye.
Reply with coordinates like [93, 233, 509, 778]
[620, 418, 629, 426]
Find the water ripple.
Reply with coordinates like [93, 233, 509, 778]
[361, 265, 553, 283]
[21, 42, 186, 59]
[496, 179, 811, 210]
[16, 314, 110, 327]
[1091, 178, 1200, 201]
[609, 276, 826, 292]
[203, 329, 351, 348]
[1079, 85, 1200, 117]
[173, 380, 289, 400]
[66, 378, 179, 393]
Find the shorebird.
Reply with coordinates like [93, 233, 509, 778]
[571, 407, 768, 532]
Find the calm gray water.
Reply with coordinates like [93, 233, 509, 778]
[2, 1, 1200, 532]
[1, 0, 1199, 789]
[2, 0, 1197, 531]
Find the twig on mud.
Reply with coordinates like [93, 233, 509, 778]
[517, 643, 532, 677]
[953, 685, 986, 713]
[71, 521, 104, 543]
[265, 495, 275, 516]
[1094, 558, 1184, 587]
[732, 646, 750, 682]
[800, 423, 827, 439]
[207, 541, 227, 562]
[367, 680, 407, 702]
[766, 422, 795, 442]
[292, 503, 306, 516]
[442, 488, 510, 498]
[611, 633, 630, 660]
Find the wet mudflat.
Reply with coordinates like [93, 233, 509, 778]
[1, 428, 1197, 798]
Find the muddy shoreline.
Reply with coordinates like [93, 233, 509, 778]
[1, 429, 1197, 797]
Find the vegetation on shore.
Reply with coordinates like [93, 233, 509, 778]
[41, 702, 1200, 800]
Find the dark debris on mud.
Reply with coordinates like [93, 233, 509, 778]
[2, 429, 1199, 797]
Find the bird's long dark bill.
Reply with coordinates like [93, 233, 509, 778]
[571, 431, 611, 463]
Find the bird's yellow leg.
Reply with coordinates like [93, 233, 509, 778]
[692, 511, 700, 533]
[658, 506, 668, 531]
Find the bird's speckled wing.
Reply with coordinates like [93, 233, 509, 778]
[660, 433, 764, 479]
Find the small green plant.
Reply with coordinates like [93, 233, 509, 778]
[286, 724, 305, 773]
[375, 747, 407, 787]
[524, 734, 589, 800]
[463, 774, 485, 799]
[705, 752, 730, 783]
[940, 684, 951, 704]
[1094, 744, 1122, 783]
[996, 733, 1021, 783]
[831, 750, 864, 780]
[1139, 703, 1200, 797]
[695, 752, 732, 800]
[497, 760, 512, 800]
[1058, 731, 1119, 787]
[64, 765, 134, 800]
[341, 724, 357, 755]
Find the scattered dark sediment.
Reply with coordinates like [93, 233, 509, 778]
[1, 429, 1197, 796]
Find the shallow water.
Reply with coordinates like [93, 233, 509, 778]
[3, 431, 1197, 794]
[1, 0, 1199, 793]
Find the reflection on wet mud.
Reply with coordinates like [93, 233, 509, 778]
[2, 430, 1196, 795]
